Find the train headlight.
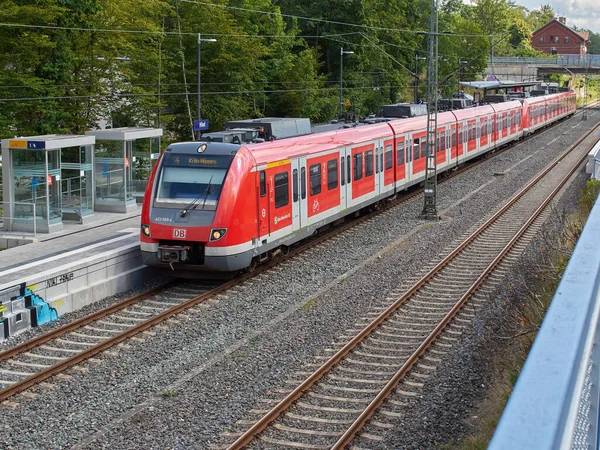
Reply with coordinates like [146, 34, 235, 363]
[141, 224, 151, 238]
[209, 228, 227, 241]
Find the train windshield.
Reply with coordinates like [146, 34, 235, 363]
[153, 153, 234, 210]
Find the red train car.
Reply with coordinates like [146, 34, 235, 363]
[140, 91, 576, 273]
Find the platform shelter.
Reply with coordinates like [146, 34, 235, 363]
[85, 127, 163, 213]
[1, 135, 95, 233]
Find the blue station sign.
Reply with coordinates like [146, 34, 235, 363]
[27, 141, 46, 149]
[193, 119, 209, 132]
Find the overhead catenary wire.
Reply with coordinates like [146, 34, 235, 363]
[0, 82, 469, 103]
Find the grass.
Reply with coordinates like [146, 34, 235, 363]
[301, 298, 317, 311]
[161, 390, 178, 398]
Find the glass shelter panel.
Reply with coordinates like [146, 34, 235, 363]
[95, 140, 135, 211]
[60, 145, 94, 218]
[11, 148, 61, 229]
[131, 137, 160, 199]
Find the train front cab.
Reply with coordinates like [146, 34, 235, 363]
[140, 141, 259, 272]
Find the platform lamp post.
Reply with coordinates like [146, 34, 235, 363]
[414, 55, 426, 103]
[197, 34, 217, 139]
[457, 59, 467, 96]
[339, 48, 354, 119]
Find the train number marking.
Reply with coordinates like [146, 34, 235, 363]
[173, 229, 187, 239]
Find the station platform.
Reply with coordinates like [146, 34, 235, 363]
[0, 207, 153, 341]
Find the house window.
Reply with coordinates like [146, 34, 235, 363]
[540, 36, 545, 43]
[564, 36, 569, 43]
[551, 47, 557, 55]
[554, 35, 559, 43]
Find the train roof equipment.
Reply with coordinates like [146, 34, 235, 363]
[224, 117, 312, 141]
[379, 103, 428, 118]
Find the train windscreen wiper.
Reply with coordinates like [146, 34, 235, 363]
[179, 175, 213, 217]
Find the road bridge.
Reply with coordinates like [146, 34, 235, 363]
[486, 56, 600, 82]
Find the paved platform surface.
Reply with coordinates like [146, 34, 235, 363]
[0, 207, 142, 282]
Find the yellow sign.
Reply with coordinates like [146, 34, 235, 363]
[8, 140, 27, 148]
[0, 305, 7, 314]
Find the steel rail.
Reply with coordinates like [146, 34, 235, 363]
[227, 120, 600, 449]
[0, 106, 592, 404]
[0, 280, 177, 363]
[331, 124, 598, 449]
[0, 277, 241, 402]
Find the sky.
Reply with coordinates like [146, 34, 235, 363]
[515, 0, 600, 34]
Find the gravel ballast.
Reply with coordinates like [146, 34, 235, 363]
[0, 110, 598, 449]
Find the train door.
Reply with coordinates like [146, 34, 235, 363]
[404, 133, 412, 182]
[340, 148, 349, 211]
[375, 140, 383, 196]
[291, 159, 301, 233]
[258, 169, 270, 238]
[298, 157, 308, 226]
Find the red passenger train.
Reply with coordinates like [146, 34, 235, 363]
[140, 91, 576, 272]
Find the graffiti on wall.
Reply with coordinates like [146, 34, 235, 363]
[0, 283, 59, 340]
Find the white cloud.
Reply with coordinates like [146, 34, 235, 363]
[515, 0, 600, 33]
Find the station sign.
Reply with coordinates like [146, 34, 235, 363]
[193, 119, 209, 132]
[27, 141, 46, 149]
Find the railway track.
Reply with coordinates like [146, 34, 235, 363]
[0, 108, 592, 406]
[0, 280, 229, 402]
[218, 120, 600, 448]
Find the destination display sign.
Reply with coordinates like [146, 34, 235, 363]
[163, 153, 233, 169]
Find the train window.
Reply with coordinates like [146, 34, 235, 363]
[327, 159, 338, 190]
[274, 172, 289, 208]
[375, 149, 379, 174]
[301, 167, 306, 199]
[458, 127, 463, 145]
[397, 141, 405, 165]
[353, 153, 363, 181]
[413, 138, 420, 160]
[365, 150, 373, 177]
[421, 139, 428, 158]
[309, 163, 321, 195]
[260, 171, 266, 197]
[341, 157, 345, 186]
[385, 145, 393, 170]
[347, 155, 351, 183]
[379, 151, 384, 173]
[292, 169, 298, 202]
[452, 129, 456, 147]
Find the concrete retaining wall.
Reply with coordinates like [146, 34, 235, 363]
[0, 244, 155, 340]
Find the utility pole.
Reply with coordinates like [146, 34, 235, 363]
[421, 0, 439, 219]
[339, 48, 354, 119]
[414, 54, 426, 103]
[583, 54, 589, 120]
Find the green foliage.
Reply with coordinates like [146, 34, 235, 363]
[5, 0, 585, 139]
[580, 179, 600, 214]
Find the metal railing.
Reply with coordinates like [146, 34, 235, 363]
[489, 194, 600, 449]
[489, 55, 600, 67]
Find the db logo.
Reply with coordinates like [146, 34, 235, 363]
[173, 229, 186, 239]
[261, 208, 266, 218]
[312, 199, 320, 213]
